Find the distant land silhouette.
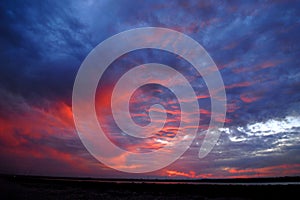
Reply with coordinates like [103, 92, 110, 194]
[1, 174, 300, 199]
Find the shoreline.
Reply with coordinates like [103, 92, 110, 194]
[1, 175, 300, 199]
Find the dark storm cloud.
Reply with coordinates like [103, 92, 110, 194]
[1, 0, 299, 124]
[0, 0, 93, 107]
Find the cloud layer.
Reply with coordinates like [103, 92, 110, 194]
[0, 0, 300, 178]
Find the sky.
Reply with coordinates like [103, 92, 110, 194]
[0, 0, 300, 179]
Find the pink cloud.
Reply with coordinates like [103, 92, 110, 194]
[240, 93, 261, 103]
[225, 81, 255, 89]
[233, 59, 284, 74]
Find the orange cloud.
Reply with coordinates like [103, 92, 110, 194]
[197, 94, 210, 99]
[223, 164, 300, 178]
[165, 170, 213, 179]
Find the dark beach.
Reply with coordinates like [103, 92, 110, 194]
[1, 175, 299, 200]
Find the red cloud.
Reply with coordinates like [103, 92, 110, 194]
[200, 108, 211, 115]
[0, 100, 102, 176]
[240, 93, 261, 103]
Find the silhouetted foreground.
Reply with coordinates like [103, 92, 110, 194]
[1, 175, 299, 200]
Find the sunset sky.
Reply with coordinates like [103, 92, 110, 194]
[1, 0, 300, 179]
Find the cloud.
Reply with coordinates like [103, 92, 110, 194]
[0, 88, 107, 176]
[240, 92, 261, 103]
[223, 164, 300, 178]
[165, 169, 213, 179]
[225, 81, 255, 89]
[0, 0, 300, 177]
